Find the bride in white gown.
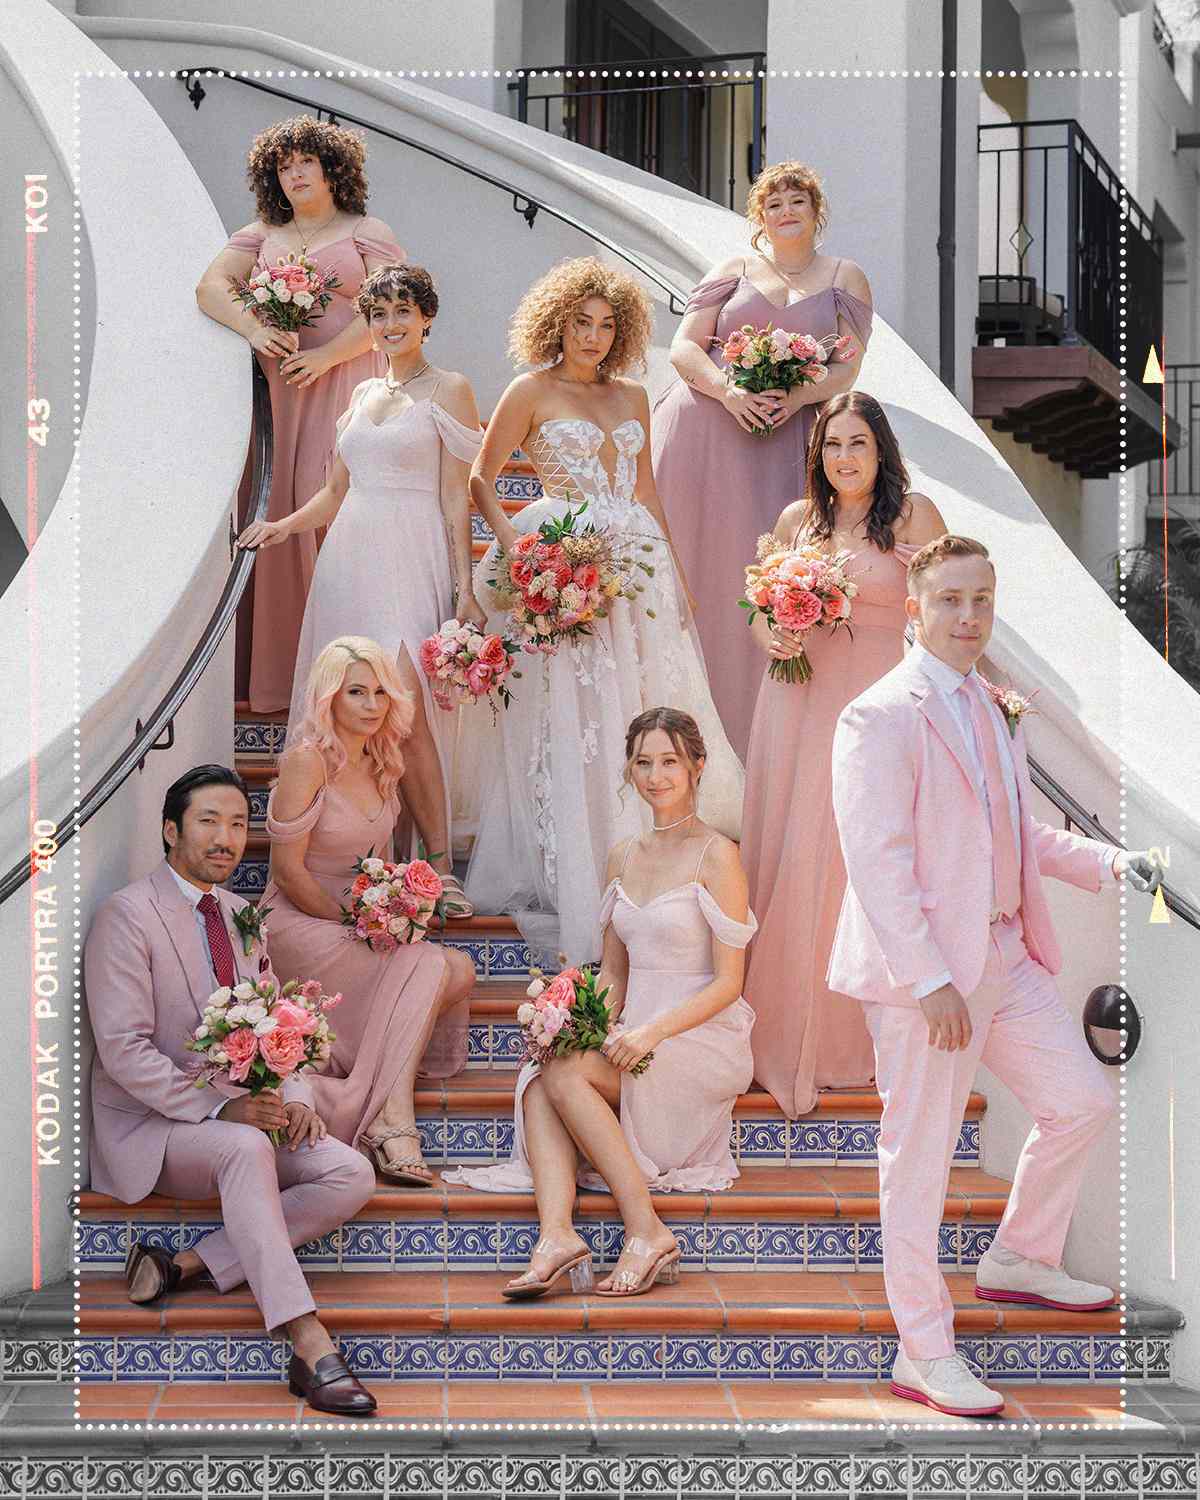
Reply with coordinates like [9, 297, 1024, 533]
[464, 257, 744, 964]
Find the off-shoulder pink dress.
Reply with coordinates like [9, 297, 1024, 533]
[227, 216, 405, 712]
[447, 837, 757, 1195]
[740, 538, 920, 1118]
[651, 264, 873, 757]
[260, 773, 464, 1148]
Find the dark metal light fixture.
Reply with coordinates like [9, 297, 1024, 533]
[1083, 985, 1142, 1065]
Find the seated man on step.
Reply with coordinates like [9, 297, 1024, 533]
[84, 764, 377, 1416]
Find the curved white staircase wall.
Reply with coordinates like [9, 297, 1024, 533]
[0, 0, 250, 1294]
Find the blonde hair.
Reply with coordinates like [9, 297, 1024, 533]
[621, 707, 707, 801]
[907, 535, 994, 591]
[287, 637, 413, 801]
[746, 161, 828, 250]
[507, 257, 653, 377]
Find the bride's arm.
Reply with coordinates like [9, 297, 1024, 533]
[628, 383, 697, 618]
[470, 376, 538, 557]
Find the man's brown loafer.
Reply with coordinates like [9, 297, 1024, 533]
[287, 1351, 377, 1415]
[124, 1240, 183, 1305]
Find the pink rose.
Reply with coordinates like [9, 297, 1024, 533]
[541, 1004, 569, 1038]
[572, 563, 599, 591]
[273, 999, 320, 1035]
[477, 634, 508, 669]
[223, 1027, 258, 1084]
[822, 586, 850, 623]
[466, 660, 494, 697]
[774, 588, 823, 632]
[511, 533, 539, 558]
[537, 972, 578, 1013]
[259, 1026, 307, 1076]
[511, 559, 535, 589]
[789, 333, 820, 360]
[403, 859, 444, 905]
[418, 636, 442, 677]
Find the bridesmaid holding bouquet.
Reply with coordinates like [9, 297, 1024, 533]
[740, 393, 947, 1117]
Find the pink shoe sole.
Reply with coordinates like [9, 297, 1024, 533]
[889, 1381, 1005, 1418]
[975, 1285, 1115, 1312]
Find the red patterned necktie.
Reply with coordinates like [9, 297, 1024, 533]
[197, 892, 236, 989]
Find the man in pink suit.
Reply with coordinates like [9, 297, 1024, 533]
[85, 764, 378, 1415]
[828, 536, 1160, 1417]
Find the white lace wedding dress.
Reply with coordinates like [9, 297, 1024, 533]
[462, 416, 744, 965]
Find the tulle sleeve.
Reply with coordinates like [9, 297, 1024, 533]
[225, 226, 266, 256]
[334, 381, 374, 445]
[598, 880, 620, 933]
[265, 785, 325, 843]
[430, 402, 484, 463]
[696, 884, 758, 950]
[352, 216, 405, 264]
[683, 274, 740, 315]
[832, 287, 873, 350]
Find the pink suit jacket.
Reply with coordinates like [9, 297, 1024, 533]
[826, 650, 1118, 1007]
[85, 860, 312, 1203]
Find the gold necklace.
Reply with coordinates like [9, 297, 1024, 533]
[763, 249, 818, 292]
[292, 207, 339, 256]
[383, 361, 430, 395]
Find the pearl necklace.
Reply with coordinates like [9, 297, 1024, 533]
[651, 811, 696, 833]
[384, 361, 430, 395]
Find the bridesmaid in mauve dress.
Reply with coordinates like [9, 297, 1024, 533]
[260, 638, 477, 1187]
[196, 116, 405, 713]
[651, 161, 872, 757]
[740, 393, 947, 1118]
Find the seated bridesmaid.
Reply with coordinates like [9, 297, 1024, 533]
[261, 636, 476, 1186]
[447, 708, 756, 1300]
[739, 391, 948, 1118]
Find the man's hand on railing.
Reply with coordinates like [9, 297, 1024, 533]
[1113, 850, 1164, 894]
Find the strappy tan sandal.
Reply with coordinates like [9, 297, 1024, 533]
[361, 1125, 434, 1188]
[501, 1238, 596, 1301]
[593, 1236, 681, 1298]
[440, 873, 474, 919]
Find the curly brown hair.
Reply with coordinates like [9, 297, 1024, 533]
[246, 116, 369, 225]
[746, 160, 828, 250]
[801, 392, 911, 555]
[508, 257, 653, 377]
[355, 264, 439, 322]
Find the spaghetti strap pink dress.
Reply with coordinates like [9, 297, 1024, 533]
[260, 775, 465, 1149]
[651, 268, 873, 757]
[228, 216, 405, 712]
[739, 538, 920, 1118]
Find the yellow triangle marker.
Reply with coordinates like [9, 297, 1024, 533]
[1143, 345, 1164, 384]
[1149, 886, 1171, 924]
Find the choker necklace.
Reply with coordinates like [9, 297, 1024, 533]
[384, 361, 430, 394]
[651, 811, 695, 833]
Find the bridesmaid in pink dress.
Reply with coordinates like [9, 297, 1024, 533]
[740, 393, 948, 1118]
[196, 116, 405, 713]
[448, 709, 755, 1301]
[652, 161, 872, 757]
[260, 638, 476, 1187]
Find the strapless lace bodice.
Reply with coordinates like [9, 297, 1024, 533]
[526, 417, 645, 528]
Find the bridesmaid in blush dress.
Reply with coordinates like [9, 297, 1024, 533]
[196, 116, 405, 713]
[652, 161, 872, 757]
[260, 638, 477, 1187]
[740, 393, 948, 1119]
[448, 709, 755, 1302]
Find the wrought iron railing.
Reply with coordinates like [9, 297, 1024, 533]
[509, 53, 765, 210]
[1147, 363, 1200, 505]
[977, 118, 1164, 388]
[1154, 5, 1177, 71]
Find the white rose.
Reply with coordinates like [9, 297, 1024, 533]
[271, 278, 288, 294]
[252, 286, 271, 304]
[225, 1004, 247, 1025]
[292, 290, 314, 309]
[209, 987, 233, 1008]
[232, 981, 256, 1001]
[516, 1003, 536, 1025]
[243, 1002, 268, 1024]
[212, 1048, 229, 1065]
[254, 1017, 278, 1036]
[193, 1023, 210, 1040]
[362, 858, 386, 878]
[252, 270, 270, 286]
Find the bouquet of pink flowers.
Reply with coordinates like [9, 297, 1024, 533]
[341, 854, 444, 953]
[488, 503, 653, 655]
[231, 253, 341, 332]
[740, 536, 859, 683]
[186, 977, 340, 1144]
[516, 964, 653, 1076]
[418, 619, 519, 720]
[718, 324, 857, 437]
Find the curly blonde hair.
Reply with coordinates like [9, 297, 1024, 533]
[246, 115, 369, 226]
[507, 257, 653, 377]
[746, 161, 828, 250]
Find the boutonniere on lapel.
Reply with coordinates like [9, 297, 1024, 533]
[231, 901, 273, 957]
[982, 679, 1038, 739]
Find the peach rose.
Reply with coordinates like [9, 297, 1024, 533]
[403, 859, 444, 905]
[822, 586, 850, 622]
[273, 999, 319, 1036]
[773, 588, 823, 632]
[512, 533, 539, 558]
[259, 1026, 307, 1076]
[477, 634, 508, 669]
[572, 563, 599, 591]
[537, 972, 578, 1013]
[223, 1026, 258, 1084]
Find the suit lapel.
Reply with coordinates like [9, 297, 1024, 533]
[906, 661, 981, 803]
[148, 862, 218, 1017]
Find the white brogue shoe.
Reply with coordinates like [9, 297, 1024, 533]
[890, 1350, 1005, 1418]
[975, 1246, 1116, 1312]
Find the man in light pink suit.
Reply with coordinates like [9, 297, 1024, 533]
[85, 765, 378, 1415]
[827, 536, 1160, 1418]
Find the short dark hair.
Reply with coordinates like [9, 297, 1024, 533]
[162, 765, 250, 854]
[355, 263, 438, 322]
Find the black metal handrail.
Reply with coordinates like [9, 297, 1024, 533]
[177, 69, 692, 315]
[0, 361, 273, 907]
[513, 52, 767, 75]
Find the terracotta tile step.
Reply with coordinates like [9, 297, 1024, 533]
[77, 1165, 1011, 1224]
[77, 1269, 1125, 1338]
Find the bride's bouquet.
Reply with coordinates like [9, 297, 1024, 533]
[740, 536, 858, 684]
[341, 854, 444, 953]
[517, 964, 653, 1076]
[419, 619, 519, 720]
[186, 976, 340, 1144]
[718, 325, 857, 437]
[488, 503, 654, 655]
[231, 253, 341, 332]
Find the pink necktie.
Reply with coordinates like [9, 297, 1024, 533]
[197, 892, 236, 989]
[966, 682, 1022, 919]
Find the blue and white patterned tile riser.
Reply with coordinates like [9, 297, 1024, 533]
[233, 721, 287, 758]
[72, 1330, 1156, 1384]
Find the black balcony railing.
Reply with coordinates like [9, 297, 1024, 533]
[510, 53, 765, 209]
[977, 119, 1164, 386]
[1147, 363, 1200, 503]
